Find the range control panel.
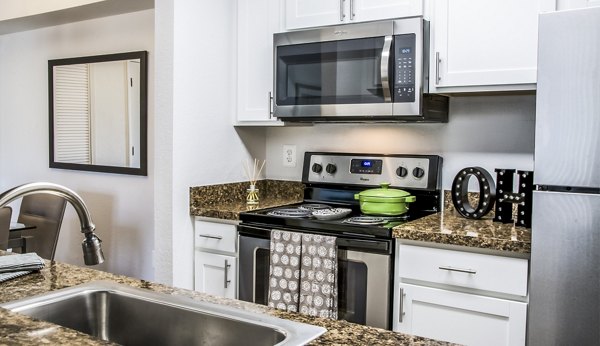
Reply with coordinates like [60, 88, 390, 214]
[303, 153, 442, 191]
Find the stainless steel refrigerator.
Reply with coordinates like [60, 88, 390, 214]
[528, 7, 600, 346]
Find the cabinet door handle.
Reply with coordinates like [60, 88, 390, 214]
[399, 288, 406, 323]
[350, 0, 355, 20]
[435, 52, 441, 84]
[340, 0, 346, 21]
[224, 259, 232, 288]
[267, 91, 275, 119]
[438, 265, 477, 275]
[198, 234, 223, 240]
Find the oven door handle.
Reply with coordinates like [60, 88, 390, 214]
[380, 35, 393, 102]
[337, 238, 389, 253]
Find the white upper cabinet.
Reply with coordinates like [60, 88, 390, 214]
[351, 0, 423, 23]
[285, 0, 341, 29]
[236, 0, 284, 125]
[285, 0, 423, 30]
[429, 0, 556, 92]
[558, 0, 600, 9]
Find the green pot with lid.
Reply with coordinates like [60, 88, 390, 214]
[354, 183, 416, 216]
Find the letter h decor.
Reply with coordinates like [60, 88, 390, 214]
[493, 169, 534, 228]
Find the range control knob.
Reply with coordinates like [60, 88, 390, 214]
[413, 167, 425, 179]
[312, 163, 323, 174]
[325, 164, 337, 174]
[396, 166, 408, 178]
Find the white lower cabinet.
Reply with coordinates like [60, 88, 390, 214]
[194, 218, 238, 299]
[394, 243, 528, 346]
[195, 252, 237, 299]
[396, 283, 527, 346]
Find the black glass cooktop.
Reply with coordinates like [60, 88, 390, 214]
[239, 202, 433, 239]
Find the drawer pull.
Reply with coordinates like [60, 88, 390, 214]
[198, 234, 223, 240]
[438, 266, 477, 275]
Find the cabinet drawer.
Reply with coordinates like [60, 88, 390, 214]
[194, 220, 237, 253]
[398, 244, 528, 296]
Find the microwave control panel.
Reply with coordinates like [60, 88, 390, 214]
[393, 34, 416, 103]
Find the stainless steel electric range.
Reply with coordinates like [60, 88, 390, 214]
[238, 152, 442, 330]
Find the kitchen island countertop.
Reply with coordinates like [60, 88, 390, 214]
[0, 254, 453, 345]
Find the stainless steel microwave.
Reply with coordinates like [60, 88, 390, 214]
[273, 18, 448, 122]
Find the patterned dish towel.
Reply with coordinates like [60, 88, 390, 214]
[268, 230, 338, 319]
[268, 230, 302, 313]
[299, 234, 337, 319]
[0, 253, 45, 283]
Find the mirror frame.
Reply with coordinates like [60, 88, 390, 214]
[48, 51, 148, 176]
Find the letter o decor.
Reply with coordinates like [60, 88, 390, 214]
[451, 167, 496, 219]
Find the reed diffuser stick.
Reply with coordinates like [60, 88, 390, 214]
[242, 158, 265, 185]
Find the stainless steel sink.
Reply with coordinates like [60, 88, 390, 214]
[1, 281, 325, 345]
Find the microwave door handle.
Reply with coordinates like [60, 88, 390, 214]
[380, 36, 393, 102]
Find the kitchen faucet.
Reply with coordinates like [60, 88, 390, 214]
[0, 182, 104, 265]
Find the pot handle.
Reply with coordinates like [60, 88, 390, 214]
[402, 196, 417, 203]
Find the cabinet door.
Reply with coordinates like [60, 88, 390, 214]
[395, 283, 527, 346]
[431, 0, 556, 90]
[558, 0, 600, 9]
[285, 0, 344, 30]
[351, 0, 422, 23]
[194, 252, 237, 299]
[236, 0, 283, 124]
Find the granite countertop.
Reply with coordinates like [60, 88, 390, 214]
[393, 192, 531, 254]
[0, 254, 453, 345]
[190, 180, 304, 220]
[191, 182, 531, 254]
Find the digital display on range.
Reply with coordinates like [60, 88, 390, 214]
[351, 159, 382, 174]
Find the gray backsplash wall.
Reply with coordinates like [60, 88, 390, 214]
[265, 95, 536, 190]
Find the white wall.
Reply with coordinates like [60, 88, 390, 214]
[0, 9, 155, 279]
[153, 0, 266, 288]
[265, 95, 536, 187]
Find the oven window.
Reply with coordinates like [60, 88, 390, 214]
[276, 37, 387, 105]
[254, 248, 271, 306]
[338, 259, 368, 325]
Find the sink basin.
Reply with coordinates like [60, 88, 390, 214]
[1, 281, 325, 345]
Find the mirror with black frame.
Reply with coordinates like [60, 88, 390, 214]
[49, 51, 148, 176]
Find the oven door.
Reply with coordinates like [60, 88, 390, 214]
[238, 226, 391, 330]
